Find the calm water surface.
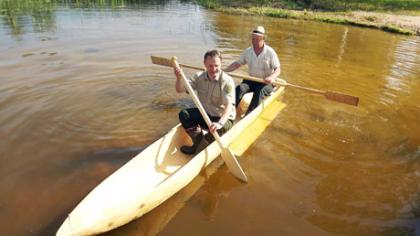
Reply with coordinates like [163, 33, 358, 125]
[1, 1, 419, 235]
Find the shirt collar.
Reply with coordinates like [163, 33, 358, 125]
[205, 71, 221, 81]
[253, 43, 266, 56]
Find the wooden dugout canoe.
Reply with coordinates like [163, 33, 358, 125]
[57, 86, 286, 236]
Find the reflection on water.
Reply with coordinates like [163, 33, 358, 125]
[0, 0, 57, 35]
[1, 0, 420, 236]
[384, 38, 420, 93]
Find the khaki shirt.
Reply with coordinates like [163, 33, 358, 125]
[237, 44, 280, 79]
[187, 71, 236, 120]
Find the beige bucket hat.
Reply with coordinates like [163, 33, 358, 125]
[251, 26, 265, 36]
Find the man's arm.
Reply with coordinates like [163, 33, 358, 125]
[174, 67, 186, 93]
[209, 101, 233, 133]
[263, 67, 281, 84]
[264, 48, 281, 84]
[224, 61, 242, 72]
[219, 101, 233, 126]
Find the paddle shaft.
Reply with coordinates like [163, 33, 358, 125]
[171, 57, 248, 182]
[227, 72, 324, 94]
[175, 62, 324, 93]
[173, 57, 359, 106]
[151, 55, 358, 106]
[178, 63, 203, 71]
[214, 72, 359, 106]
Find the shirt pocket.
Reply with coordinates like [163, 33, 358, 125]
[262, 59, 272, 75]
[256, 59, 269, 70]
[263, 59, 271, 68]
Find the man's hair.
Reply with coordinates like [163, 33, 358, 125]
[204, 49, 222, 61]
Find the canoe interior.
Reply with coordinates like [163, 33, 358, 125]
[57, 86, 286, 236]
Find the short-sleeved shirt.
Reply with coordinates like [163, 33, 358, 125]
[187, 71, 236, 120]
[237, 44, 280, 79]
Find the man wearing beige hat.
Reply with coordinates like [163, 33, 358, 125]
[225, 26, 281, 115]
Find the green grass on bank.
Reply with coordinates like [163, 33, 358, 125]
[301, 0, 420, 11]
[197, 0, 420, 11]
[197, 0, 419, 35]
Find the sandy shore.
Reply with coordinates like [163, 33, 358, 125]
[329, 11, 420, 35]
[211, 5, 420, 36]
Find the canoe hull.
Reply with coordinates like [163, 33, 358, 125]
[57, 86, 285, 236]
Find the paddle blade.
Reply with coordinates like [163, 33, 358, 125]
[221, 148, 248, 183]
[151, 56, 173, 68]
[325, 91, 359, 106]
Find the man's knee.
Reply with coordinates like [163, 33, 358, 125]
[257, 85, 273, 97]
[204, 120, 233, 143]
[178, 109, 188, 122]
[235, 84, 244, 96]
[179, 109, 192, 129]
[235, 85, 244, 107]
[236, 83, 250, 105]
[237, 83, 250, 94]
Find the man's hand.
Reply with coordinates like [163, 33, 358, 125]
[174, 67, 185, 93]
[264, 76, 274, 84]
[209, 122, 223, 133]
[264, 67, 281, 84]
[173, 67, 182, 79]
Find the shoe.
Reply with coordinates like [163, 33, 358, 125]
[180, 128, 203, 155]
[180, 145, 198, 155]
[204, 132, 215, 143]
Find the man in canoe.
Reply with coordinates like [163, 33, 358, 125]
[225, 26, 281, 115]
[174, 50, 236, 155]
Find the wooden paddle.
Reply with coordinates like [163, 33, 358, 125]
[171, 56, 248, 183]
[151, 56, 359, 106]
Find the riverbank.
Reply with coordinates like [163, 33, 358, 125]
[197, 2, 420, 36]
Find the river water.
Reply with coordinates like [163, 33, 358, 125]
[1, 1, 419, 235]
